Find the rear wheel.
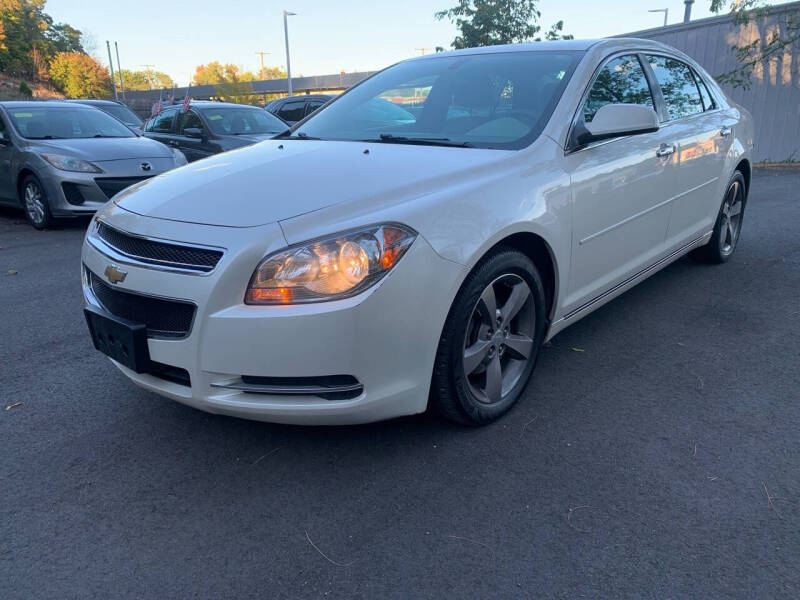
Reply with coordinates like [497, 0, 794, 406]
[690, 171, 746, 264]
[20, 174, 54, 230]
[431, 248, 547, 425]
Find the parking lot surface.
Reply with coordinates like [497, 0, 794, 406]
[1, 170, 798, 599]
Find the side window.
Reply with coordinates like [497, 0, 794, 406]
[693, 69, 717, 111]
[177, 110, 202, 134]
[646, 56, 704, 121]
[583, 55, 654, 123]
[278, 100, 306, 122]
[0, 114, 7, 140]
[306, 100, 326, 116]
[147, 109, 176, 133]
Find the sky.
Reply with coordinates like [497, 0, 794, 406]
[45, 0, 794, 87]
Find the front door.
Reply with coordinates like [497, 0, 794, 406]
[562, 54, 681, 313]
[175, 110, 215, 162]
[0, 113, 14, 201]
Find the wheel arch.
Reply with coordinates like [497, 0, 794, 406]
[467, 230, 559, 326]
[16, 167, 38, 205]
[735, 158, 751, 197]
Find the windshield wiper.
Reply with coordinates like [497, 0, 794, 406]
[92, 134, 126, 138]
[27, 135, 64, 140]
[366, 134, 474, 148]
[275, 131, 321, 140]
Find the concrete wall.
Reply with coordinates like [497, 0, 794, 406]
[623, 2, 800, 162]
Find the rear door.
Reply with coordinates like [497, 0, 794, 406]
[644, 55, 731, 249]
[305, 98, 327, 118]
[562, 53, 681, 312]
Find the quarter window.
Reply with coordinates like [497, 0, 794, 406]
[646, 56, 704, 121]
[583, 55, 654, 123]
[147, 109, 177, 133]
[693, 70, 717, 111]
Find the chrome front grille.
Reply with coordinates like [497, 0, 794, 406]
[87, 270, 196, 338]
[94, 221, 224, 273]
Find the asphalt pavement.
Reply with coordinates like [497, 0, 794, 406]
[1, 169, 798, 599]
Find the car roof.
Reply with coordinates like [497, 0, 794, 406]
[407, 37, 679, 60]
[65, 99, 125, 106]
[0, 100, 97, 109]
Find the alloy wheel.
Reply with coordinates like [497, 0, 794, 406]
[462, 274, 535, 405]
[719, 180, 744, 256]
[24, 182, 46, 226]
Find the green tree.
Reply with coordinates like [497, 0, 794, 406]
[711, 1, 800, 89]
[0, 0, 84, 77]
[435, 0, 545, 49]
[49, 51, 110, 98]
[214, 74, 261, 105]
[193, 61, 256, 85]
[536, 20, 573, 41]
[257, 65, 287, 80]
[118, 68, 173, 91]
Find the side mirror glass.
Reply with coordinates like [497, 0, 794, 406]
[184, 127, 205, 140]
[574, 104, 660, 146]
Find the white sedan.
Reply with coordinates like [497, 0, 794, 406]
[81, 38, 753, 425]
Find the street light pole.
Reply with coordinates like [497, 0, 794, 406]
[114, 41, 125, 100]
[283, 10, 296, 96]
[106, 41, 118, 100]
[648, 8, 669, 27]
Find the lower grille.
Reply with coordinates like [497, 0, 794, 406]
[88, 270, 196, 338]
[149, 361, 191, 387]
[94, 176, 151, 199]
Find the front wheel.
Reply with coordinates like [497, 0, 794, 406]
[690, 171, 746, 264]
[431, 248, 547, 425]
[20, 174, 54, 230]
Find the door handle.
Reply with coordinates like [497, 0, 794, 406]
[720, 126, 732, 138]
[656, 144, 675, 159]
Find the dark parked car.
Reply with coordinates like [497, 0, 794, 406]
[266, 94, 333, 125]
[142, 101, 287, 162]
[66, 99, 144, 131]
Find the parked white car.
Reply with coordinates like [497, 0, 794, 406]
[81, 38, 753, 425]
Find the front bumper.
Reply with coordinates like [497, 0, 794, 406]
[81, 204, 466, 425]
[42, 157, 174, 217]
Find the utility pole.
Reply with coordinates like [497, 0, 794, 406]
[142, 64, 155, 90]
[648, 8, 669, 27]
[255, 51, 270, 78]
[106, 41, 118, 100]
[283, 10, 296, 96]
[415, 47, 432, 56]
[114, 42, 125, 100]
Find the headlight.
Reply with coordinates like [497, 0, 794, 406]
[246, 224, 417, 305]
[40, 153, 102, 173]
[171, 147, 188, 166]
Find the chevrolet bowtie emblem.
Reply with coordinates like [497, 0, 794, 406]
[104, 265, 127, 284]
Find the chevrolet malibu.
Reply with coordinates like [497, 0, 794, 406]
[82, 39, 753, 425]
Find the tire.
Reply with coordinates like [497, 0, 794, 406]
[431, 248, 547, 425]
[690, 171, 746, 264]
[20, 174, 54, 230]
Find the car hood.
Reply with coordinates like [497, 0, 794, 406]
[30, 136, 172, 161]
[114, 139, 508, 227]
[227, 132, 279, 144]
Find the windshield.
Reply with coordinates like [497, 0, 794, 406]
[7, 106, 134, 139]
[199, 107, 287, 135]
[101, 104, 143, 127]
[295, 50, 582, 150]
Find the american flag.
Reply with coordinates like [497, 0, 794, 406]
[182, 83, 192, 112]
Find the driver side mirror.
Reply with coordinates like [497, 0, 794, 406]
[0, 132, 10, 146]
[184, 127, 205, 140]
[573, 104, 660, 147]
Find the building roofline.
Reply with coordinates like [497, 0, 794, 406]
[616, 0, 800, 37]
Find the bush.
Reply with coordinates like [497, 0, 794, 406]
[18, 81, 33, 98]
